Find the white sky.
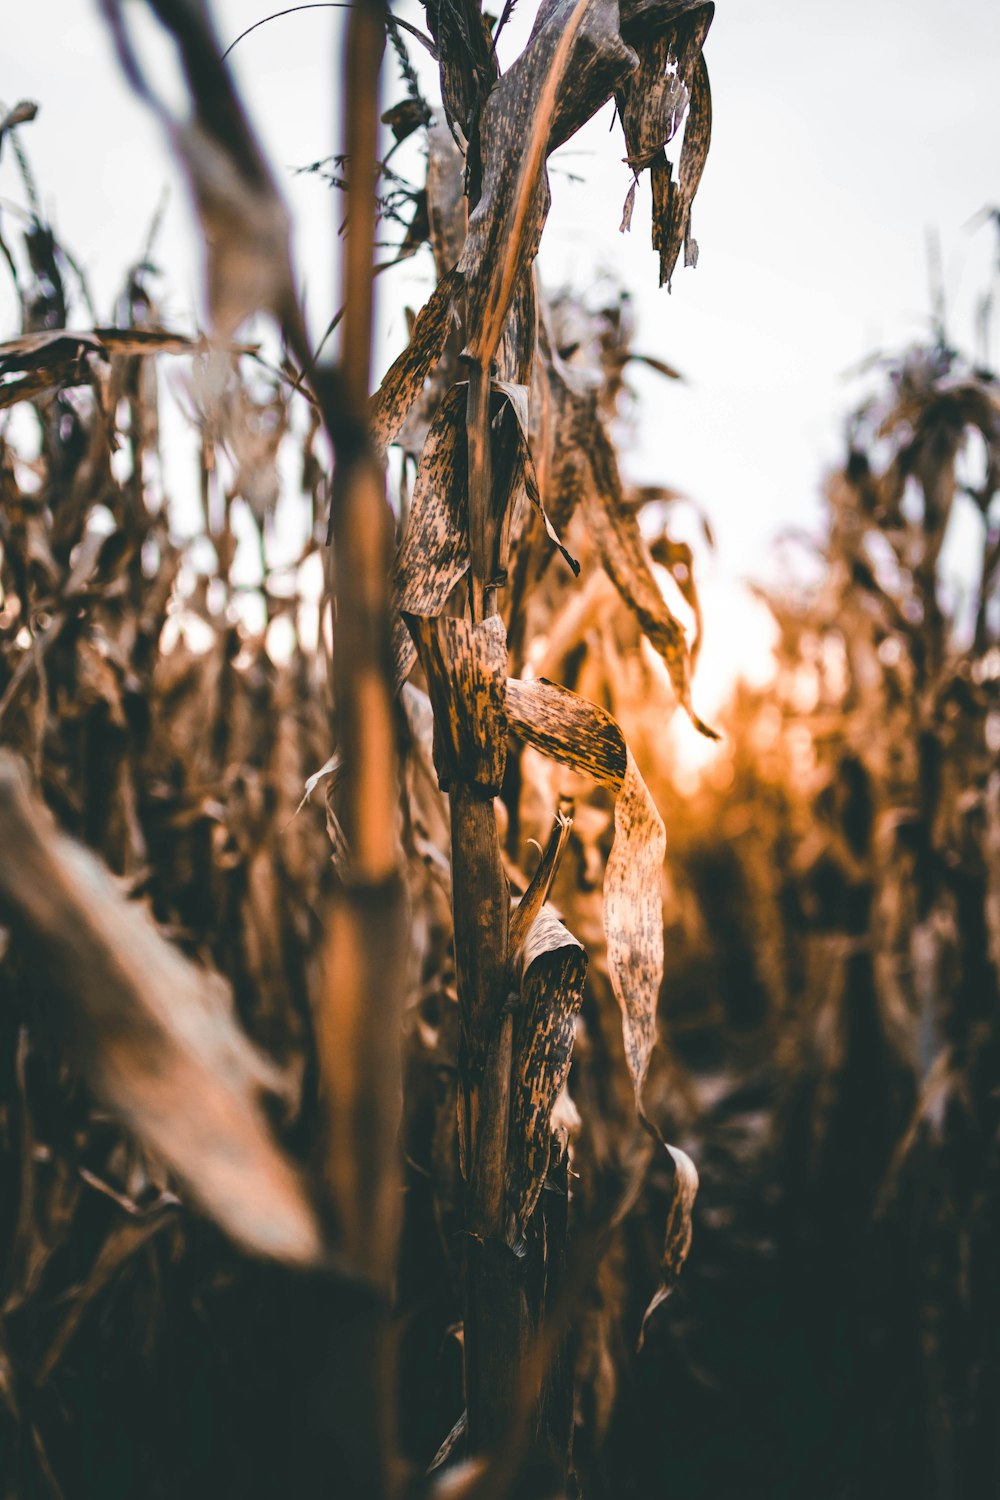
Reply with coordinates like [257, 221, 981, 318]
[4, 0, 999, 722]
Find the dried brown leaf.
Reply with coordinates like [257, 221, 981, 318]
[509, 907, 587, 1230]
[638, 1143, 699, 1345]
[617, 2, 713, 287]
[0, 326, 202, 409]
[541, 346, 715, 734]
[0, 754, 323, 1266]
[370, 268, 461, 452]
[509, 805, 574, 957]
[460, 0, 638, 366]
[506, 677, 666, 1103]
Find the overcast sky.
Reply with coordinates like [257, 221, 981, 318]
[4, 0, 999, 725]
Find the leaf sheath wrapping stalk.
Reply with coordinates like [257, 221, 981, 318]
[450, 784, 511, 1085]
[504, 679, 701, 1338]
[405, 614, 508, 794]
[392, 384, 573, 685]
[393, 384, 470, 686]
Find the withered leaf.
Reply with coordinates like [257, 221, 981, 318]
[460, 0, 638, 366]
[392, 383, 470, 684]
[616, 1, 713, 287]
[508, 805, 574, 958]
[606, 749, 667, 1095]
[495, 378, 580, 576]
[638, 1143, 699, 1345]
[650, 532, 703, 663]
[422, 0, 497, 142]
[371, 268, 461, 453]
[581, 428, 713, 731]
[381, 96, 432, 145]
[393, 380, 574, 685]
[620, 176, 638, 233]
[509, 907, 587, 1231]
[506, 677, 666, 1104]
[0, 754, 322, 1266]
[0, 326, 202, 409]
[541, 345, 715, 734]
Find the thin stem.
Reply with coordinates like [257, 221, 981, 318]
[221, 4, 435, 63]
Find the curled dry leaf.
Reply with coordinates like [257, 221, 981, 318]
[0, 753, 323, 1266]
[506, 676, 666, 1104]
[371, 268, 461, 453]
[407, 618, 511, 1086]
[638, 1143, 699, 1346]
[581, 446, 713, 733]
[460, 0, 638, 367]
[392, 380, 575, 685]
[497, 377, 581, 576]
[509, 906, 588, 1232]
[422, 0, 497, 144]
[540, 341, 715, 734]
[650, 532, 703, 664]
[508, 804, 574, 957]
[617, 1, 714, 288]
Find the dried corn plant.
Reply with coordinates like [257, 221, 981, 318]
[0, 2, 717, 1496]
[620, 331, 1000, 1498]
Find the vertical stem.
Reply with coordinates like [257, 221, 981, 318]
[455, 327, 527, 1457]
[314, 8, 404, 1498]
[451, 781, 527, 1450]
[340, 0, 382, 421]
[332, 0, 394, 879]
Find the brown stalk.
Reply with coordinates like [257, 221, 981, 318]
[446, 0, 628, 1464]
[311, 2, 406, 1494]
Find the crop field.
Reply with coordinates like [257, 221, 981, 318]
[0, 3, 997, 1497]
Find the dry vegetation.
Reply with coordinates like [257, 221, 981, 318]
[0, 4, 997, 1498]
